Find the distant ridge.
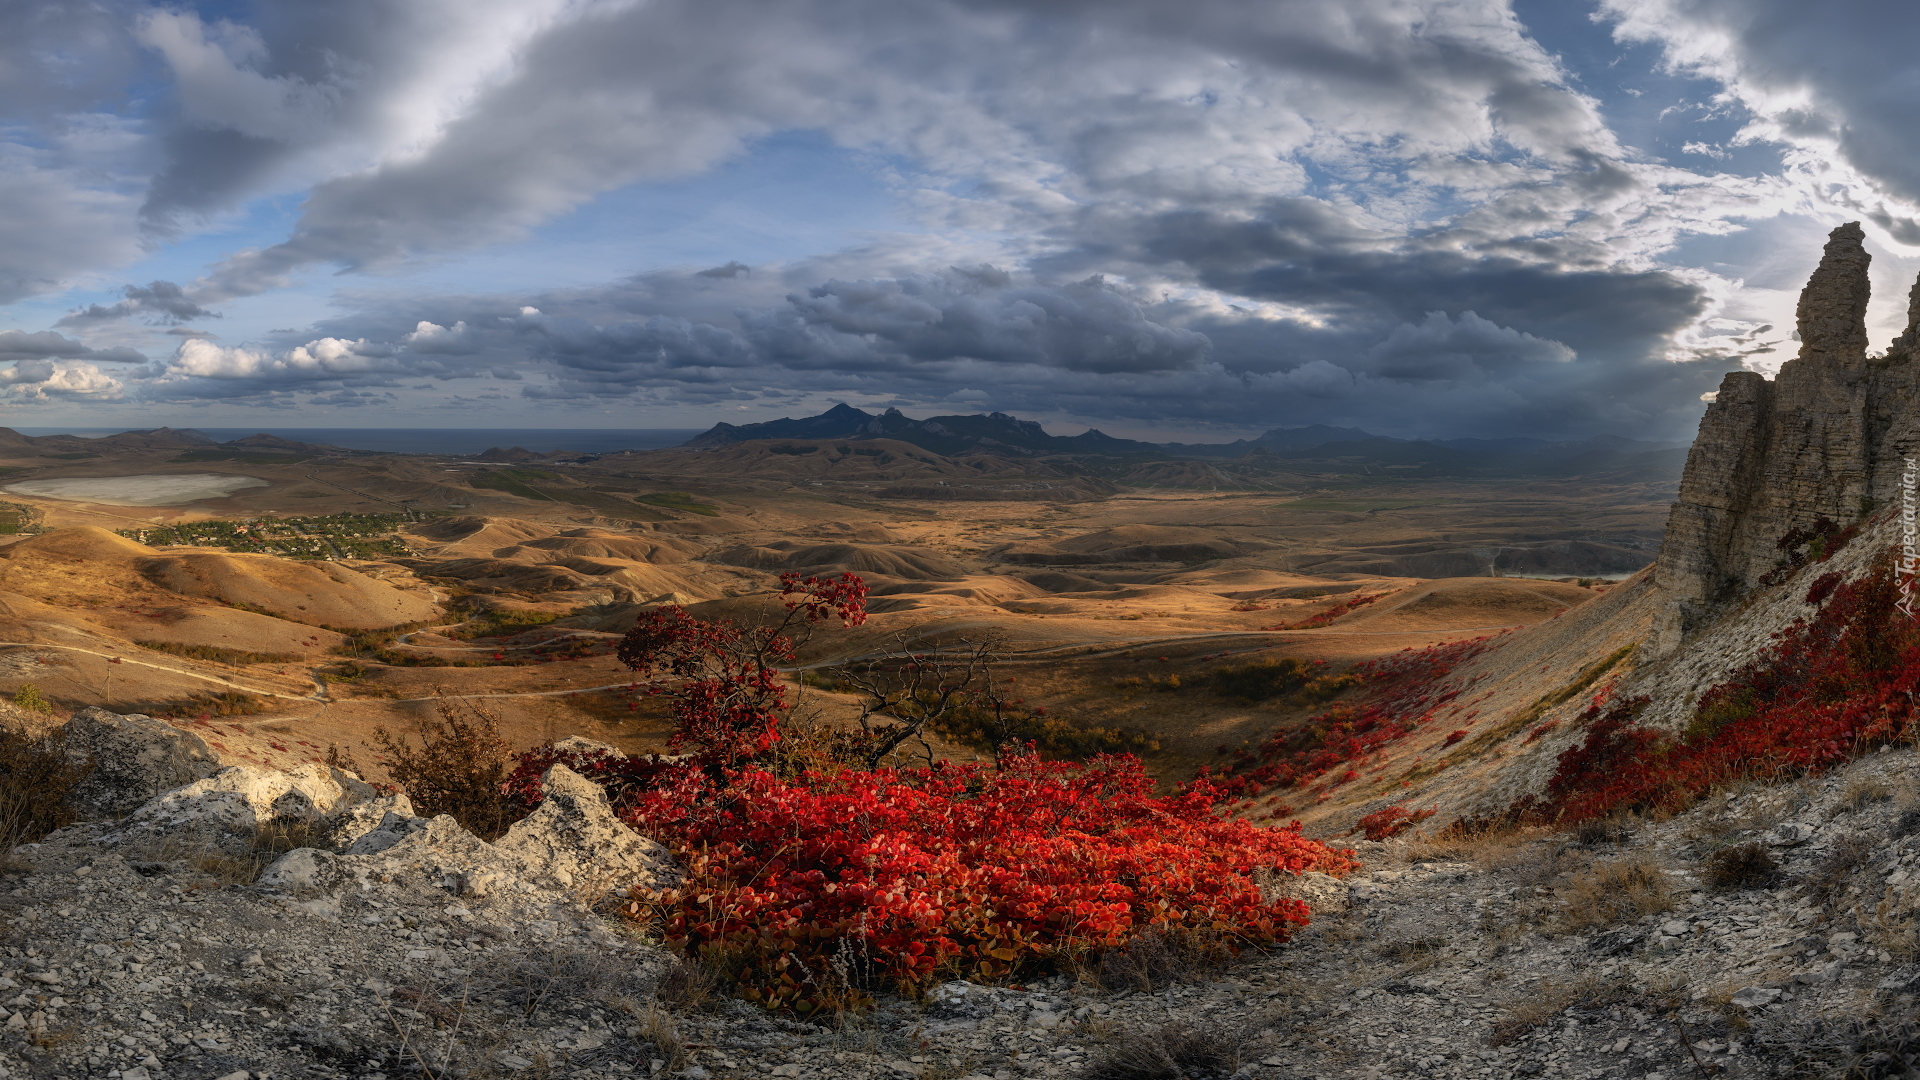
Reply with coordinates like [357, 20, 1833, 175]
[686, 404, 1169, 457]
[0, 427, 350, 455]
[681, 406, 1682, 473]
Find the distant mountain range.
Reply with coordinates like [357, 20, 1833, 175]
[682, 405, 1685, 474]
[0, 427, 349, 455]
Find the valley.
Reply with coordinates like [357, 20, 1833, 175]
[0, 422, 1672, 795]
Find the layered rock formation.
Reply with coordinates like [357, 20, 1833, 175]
[1656, 222, 1920, 648]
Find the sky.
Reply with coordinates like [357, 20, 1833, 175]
[5, 0, 1920, 442]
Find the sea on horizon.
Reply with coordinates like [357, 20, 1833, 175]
[7, 427, 706, 456]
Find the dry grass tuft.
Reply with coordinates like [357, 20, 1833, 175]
[1411, 820, 1548, 868]
[188, 815, 329, 885]
[1701, 841, 1779, 893]
[1805, 832, 1877, 908]
[1867, 895, 1920, 963]
[650, 954, 723, 1014]
[1571, 813, 1639, 847]
[1094, 928, 1235, 993]
[1840, 777, 1895, 814]
[1488, 973, 1637, 1047]
[1376, 935, 1448, 972]
[1555, 857, 1674, 935]
[1081, 1017, 1276, 1080]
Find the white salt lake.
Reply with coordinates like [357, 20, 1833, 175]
[4, 474, 271, 506]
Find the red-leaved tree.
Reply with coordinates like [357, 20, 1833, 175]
[614, 572, 867, 776]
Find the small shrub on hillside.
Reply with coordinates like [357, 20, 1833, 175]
[0, 723, 90, 847]
[1572, 814, 1637, 847]
[1703, 842, 1778, 893]
[11, 684, 51, 714]
[616, 572, 869, 777]
[1350, 804, 1435, 841]
[373, 698, 523, 841]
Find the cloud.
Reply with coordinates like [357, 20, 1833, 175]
[0, 359, 125, 401]
[201, 261, 1715, 439]
[0, 330, 145, 364]
[1601, 0, 1920, 239]
[0, 0, 1836, 436]
[56, 280, 219, 327]
[400, 320, 479, 355]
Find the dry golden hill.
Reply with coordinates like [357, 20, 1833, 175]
[142, 551, 439, 630]
[709, 541, 969, 581]
[1333, 577, 1596, 632]
[509, 529, 706, 563]
[406, 516, 559, 556]
[800, 521, 905, 542]
[994, 524, 1271, 565]
[631, 438, 1043, 483]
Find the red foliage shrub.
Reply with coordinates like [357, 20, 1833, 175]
[1350, 804, 1436, 841]
[1442, 729, 1468, 747]
[1264, 592, 1387, 631]
[502, 741, 674, 813]
[1756, 516, 1860, 586]
[619, 751, 1354, 1013]
[1512, 553, 1920, 824]
[1195, 636, 1498, 799]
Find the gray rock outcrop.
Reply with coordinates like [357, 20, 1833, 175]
[258, 763, 681, 902]
[61, 706, 221, 818]
[1655, 221, 1920, 649]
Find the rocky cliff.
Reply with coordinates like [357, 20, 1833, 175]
[1655, 221, 1920, 649]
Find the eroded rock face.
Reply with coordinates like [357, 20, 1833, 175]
[61, 706, 221, 818]
[1655, 222, 1920, 649]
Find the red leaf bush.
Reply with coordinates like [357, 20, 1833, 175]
[615, 752, 1354, 1013]
[1503, 552, 1920, 826]
[1350, 804, 1436, 841]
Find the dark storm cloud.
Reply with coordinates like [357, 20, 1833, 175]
[57, 281, 219, 327]
[249, 259, 1717, 439]
[0, 331, 145, 364]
